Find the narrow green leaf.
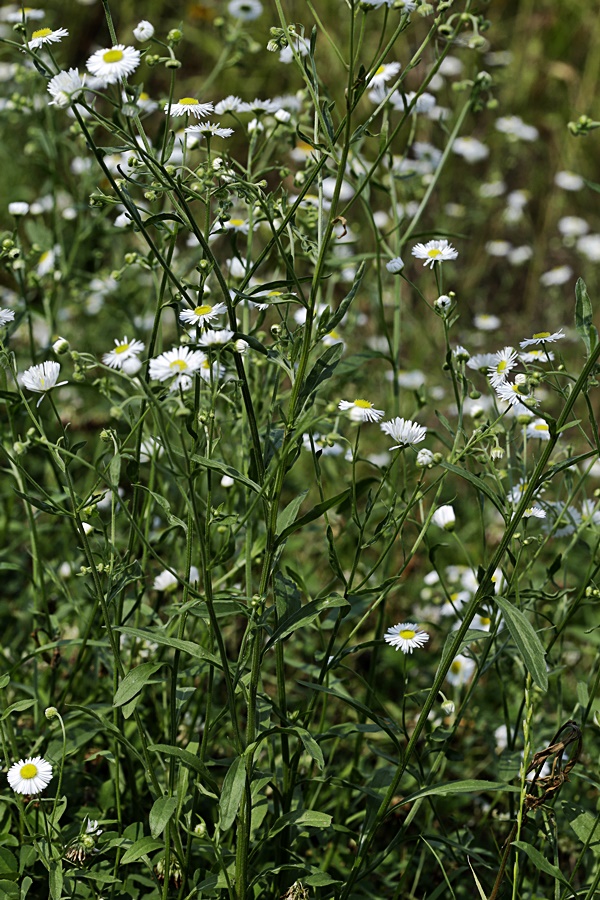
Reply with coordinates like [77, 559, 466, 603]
[116, 626, 221, 668]
[397, 780, 518, 807]
[275, 488, 352, 546]
[219, 756, 246, 832]
[120, 836, 164, 865]
[276, 491, 308, 537]
[512, 840, 570, 886]
[269, 810, 332, 837]
[263, 594, 350, 653]
[297, 343, 344, 409]
[191, 455, 262, 494]
[440, 460, 506, 517]
[319, 260, 366, 336]
[493, 596, 548, 691]
[48, 861, 63, 900]
[113, 662, 165, 708]
[0, 674, 11, 690]
[135, 487, 187, 533]
[296, 727, 325, 771]
[1, 700, 36, 721]
[563, 803, 600, 857]
[575, 277, 597, 357]
[148, 744, 218, 791]
[109, 453, 121, 489]
[149, 796, 178, 838]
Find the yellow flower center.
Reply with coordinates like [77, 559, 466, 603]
[201, 359, 211, 370]
[229, 219, 245, 227]
[140, 92, 149, 101]
[115, 343, 130, 354]
[194, 304, 212, 316]
[268, 291, 282, 297]
[534, 423, 548, 432]
[296, 140, 312, 153]
[427, 248, 442, 258]
[103, 49, 124, 63]
[169, 359, 188, 371]
[497, 360, 507, 372]
[178, 97, 198, 105]
[32, 27, 52, 38]
[479, 617, 491, 627]
[532, 332, 550, 339]
[375, 65, 386, 75]
[354, 399, 372, 409]
[450, 661, 462, 674]
[399, 629, 416, 640]
[20, 763, 38, 779]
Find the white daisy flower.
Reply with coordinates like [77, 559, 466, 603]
[279, 36, 310, 64]
[8, 202, 28, 216]
[133, 20, 154, 41]
[228, 0, 263, 19]
[558, 216, 589, 238]
[102, 336, 145, 369]
[148, 347, 206, 382]
[519, 348, 554, 364]
[214, 95, 247, 115]
[21, 361, 66, 403]
[554, 170, 584, 191]
[520, 330, 565, 348]
[576, 234, 600, 263]
[4, 7, 45, 22]
[526, 419, 550, 440]
[46, 67, 85, 108]
[369, 61, 401, 89]
[199, 328, 234, 346]
[416, 448, 435, 468]
[179, 302, 227, 327]
[384, 623, 429, 654]
[446, 654, 476, 687]
[524, 506, 546, 518]
[540, 266, 573, 287]
[380, 417, 427, 448]
[185, 122, 234, 139]
[386, 256, 405, 274]
[473, 314, 501, 331]
[467, 352, 497, 373]
[495, 379, 537, 408]
[0, 309, 15, 326]
[165, 98, 214, 118]
[7, 756, 53, 794]
[153, 570, 178, 591]
[432, 505, 456, 531]
[198, 356, 225, 383]
[86, 45, 140, 85]
[487, 347, 518, 386]
[495, 115, 538, 142]
[452, 136, 489, 163]
[28, 26, 68, 49]
[338, 399, 385, 423]
[411, 239, 458, 268]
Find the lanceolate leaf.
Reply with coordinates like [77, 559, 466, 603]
[494, 596, 548, 692]
[113, 662, 166, 708]
[219, 756, 246, 832]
